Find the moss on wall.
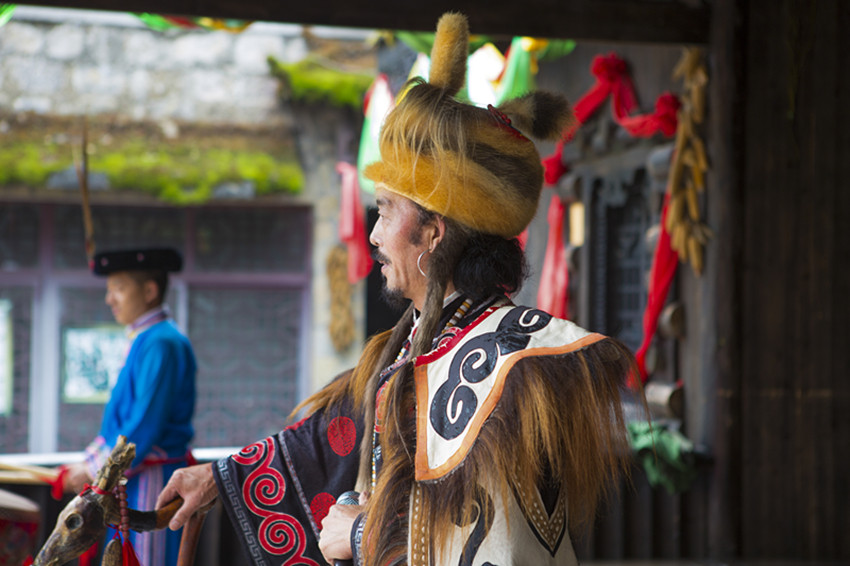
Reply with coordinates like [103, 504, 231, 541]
[268, 56, 374, 110]
[0, 120, 304, 205]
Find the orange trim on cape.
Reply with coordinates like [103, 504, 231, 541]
[414, 332, 606, 481]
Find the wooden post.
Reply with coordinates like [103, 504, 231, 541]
[705, 0, 746, 558]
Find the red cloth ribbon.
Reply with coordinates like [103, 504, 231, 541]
[537, 194, 569, 318]
[336, 162, 374, 283]
[81, 483, 112, 496]
[542, 150, 569, 186]
[22, 556, 33, 566]
[634, 192, 679, 384]
[542, 52, 638, 186]
[619, 92, 681, 138]
[573, 53, 638, 127]
[48, 465, 68, 501]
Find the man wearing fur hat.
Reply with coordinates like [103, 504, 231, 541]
[158, 13, 636, 565]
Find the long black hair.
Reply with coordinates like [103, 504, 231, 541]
[414, 204, 528, 301]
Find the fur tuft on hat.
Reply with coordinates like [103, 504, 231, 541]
[499, 91, 576, 141]
[428, 12, 469, 95]
[363, 12, 573, 239]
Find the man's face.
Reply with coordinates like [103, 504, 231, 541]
[104, 272, 153, 326]
[370, 186, 429, 307]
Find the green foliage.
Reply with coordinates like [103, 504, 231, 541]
[268, 56, 374, 110]
[0, 143, 68, 186]
[628, 421, 697, 494]
[0, 138, 304, 204]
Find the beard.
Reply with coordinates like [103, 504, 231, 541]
[372, 248, 410, 310]
[380, 283, 409, 310]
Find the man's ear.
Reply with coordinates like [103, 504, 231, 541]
[427, 215, 448, 252]
[143, 279, 160, 306]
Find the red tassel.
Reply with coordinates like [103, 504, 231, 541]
[22, 556, 33, 566]
[115, 479, 140, 566]
[122, 536, 141, 566]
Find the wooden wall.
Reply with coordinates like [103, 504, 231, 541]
[737, 0, 850, 559]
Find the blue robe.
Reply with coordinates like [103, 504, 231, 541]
[85, 317, 197, 566]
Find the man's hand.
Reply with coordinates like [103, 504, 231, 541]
[318, 492, 369, 565]
[155, 463, 218, 531]
[318, 504, 361, 564]
[62, 462, 92, 494]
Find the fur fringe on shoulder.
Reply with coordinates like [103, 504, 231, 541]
[363, 336, 638, 564]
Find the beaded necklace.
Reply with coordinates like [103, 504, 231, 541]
[371, 296, 473, 488]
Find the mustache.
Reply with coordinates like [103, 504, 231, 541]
[372, 249, 390, 265]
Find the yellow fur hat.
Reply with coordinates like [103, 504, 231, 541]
[363, 12, 574, 238]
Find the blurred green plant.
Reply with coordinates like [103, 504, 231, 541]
[268, 56, 374, 110]
[0, 139, 304, 204]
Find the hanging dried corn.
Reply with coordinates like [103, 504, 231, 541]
[665, 48, 713, 275]
[326, 245, 355, 352]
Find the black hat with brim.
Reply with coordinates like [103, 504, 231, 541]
[92, 248, 183, 276]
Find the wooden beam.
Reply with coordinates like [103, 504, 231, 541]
[704, 0, 746, 558]
[20, 0, 710, 44]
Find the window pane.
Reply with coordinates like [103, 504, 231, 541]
[0, 204, 39, 270]
[190, 287, 301, 447]
[53, 205, 184, 270]
[193, 207, 309, 272]
[57, 287, 117, 450]
[590, 173, 652, 350]
[0, 288, 33, 453]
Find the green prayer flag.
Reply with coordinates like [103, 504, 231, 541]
[496, 37, 535, 104]
[0, 4, 16, 27]
[135, 13, 178, 31]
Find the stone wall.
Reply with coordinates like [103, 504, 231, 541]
[0, 7, 370, 394]
[0, 7, 312, 125]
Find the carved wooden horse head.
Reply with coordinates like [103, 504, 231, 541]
[33, 436, 184, 566]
